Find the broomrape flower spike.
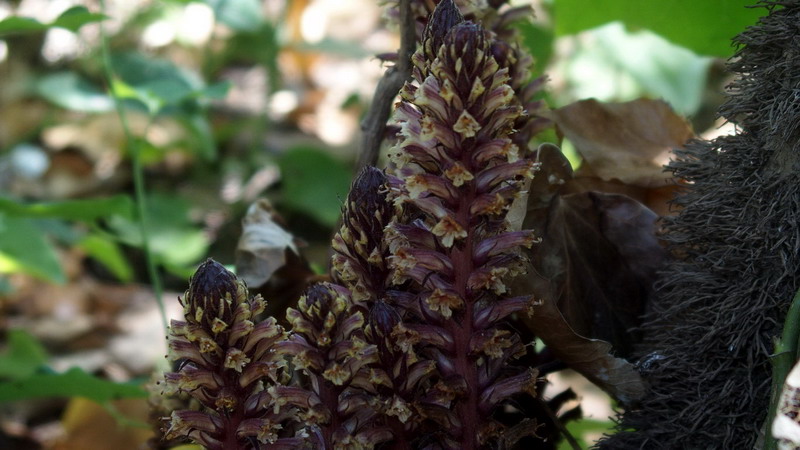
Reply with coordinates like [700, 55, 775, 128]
[162, 259, 309, 449]
[284, 282, 392, 448]
[331, 165, 437, 447]
[384, 0, 542, 447]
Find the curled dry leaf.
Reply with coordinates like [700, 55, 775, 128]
[235, 198, 300, 288]
[527, 145, 665, 350]
[551, 98, 693, 188]
[522, 288, 646, 405]
[532, 192, 664, 353]
[773, 360, 800, 449]
[518, 144, 667, 404]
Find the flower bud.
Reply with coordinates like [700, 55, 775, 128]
[423, 0, 464, 55]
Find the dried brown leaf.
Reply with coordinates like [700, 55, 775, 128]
[523, 190, 664, 357]
[518, 145, 668, 404]
[522, 288, 646, 405]
[564, 176, 679, 218]
[551, 98, 693, 188]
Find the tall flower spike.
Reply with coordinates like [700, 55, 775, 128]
[385, 0, 541, 447]
[162, 259, 311, 449]
[331, 165, 437, 447]
[282, 282, 393, 448]
[331, 166, 393, 303]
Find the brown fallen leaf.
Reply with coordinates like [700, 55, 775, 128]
[523, 283, 646, 406]
[563, 174, 679, 218]
[526, 191, 664, 356]
[517, 144, 669, 404]
[550, 98, 693, 188]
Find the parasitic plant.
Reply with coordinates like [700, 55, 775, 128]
[383, 0, 551, 149]
[282, 281, 392, 448]
[161, 260, 316, 449]
[333, 166, 439, 447]
[382, 0, 541, 447]
[156, 1, 556, 449]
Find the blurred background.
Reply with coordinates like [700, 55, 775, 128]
[0, 0, 765, 448]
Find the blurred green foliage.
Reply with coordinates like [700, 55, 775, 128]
[553, 0, 763, 57]
[0, 329, 146, 403]
[278, 146, 352, 227]
[0, 196, 134, 283]
[0, 6, 105, 36]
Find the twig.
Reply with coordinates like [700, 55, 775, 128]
[98, 0, 167, 333]
[356, 0, 416, 171]
[536, 397, 581, 450]
[766, 287, 800, 450]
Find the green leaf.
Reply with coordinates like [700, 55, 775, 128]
[0, 367, 146, 403]
[278, 147, 352, 227]
[151, 228, 209, 269]
[206, 0, 262, 32]
[195, 81, 232, 100]
[111, 78, 164, 116]
[517, 22, 554, 76]
[0, 330, 48, 380]
[0, 16, 47, 35]
[182, 113, 217, 161]
[51, 6, 107, 32]
[36, 72, 114, 113]
[78, 234, 134, 282]
[110, 52, 195, 88]
[0, 215, 65, 283]
[553, 0, 765, 57]
[0, 6, 105, 37]
[110, 52, 203, 113]
[558, 23, 710, 115]
[0, 195, 134, 222]
[107, 194, 209, 272]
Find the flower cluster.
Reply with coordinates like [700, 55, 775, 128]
[161, 260, 315, 449]
[282, 282, 392, 448]
[381, 0, 542, 446]
[334, 165, 439, 446]
[156, 1, 552, 448]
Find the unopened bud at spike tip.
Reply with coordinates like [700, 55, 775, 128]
[424, 0, 465, 53]
[351, 166, 387, 205]
[185, 259, 239, 325]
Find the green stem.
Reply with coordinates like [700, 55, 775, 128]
[766, 287, 800, 450]
[98, 0, 167, 333]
